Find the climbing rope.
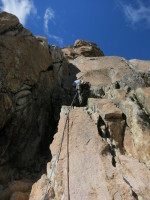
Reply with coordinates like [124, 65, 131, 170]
[42, 92, 77, 200]
[67, 112, 70, 200]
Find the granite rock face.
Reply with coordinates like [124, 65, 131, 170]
[30, 46, 150, 200]
[30, 39, 150, 199]
[30, 108, 150, 200]
[0, 12, 150, 200]
[67, 56, 149, 95]
[0, 11, 52, 168]
[0, 12, 70, 199]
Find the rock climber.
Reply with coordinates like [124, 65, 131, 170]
[72, 79, 91, 105]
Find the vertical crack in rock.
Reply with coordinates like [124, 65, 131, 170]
[97, 116, 117, 167]
[123, 177, 139, 200]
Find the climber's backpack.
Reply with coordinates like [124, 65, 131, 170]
[81, 82, 91, 90]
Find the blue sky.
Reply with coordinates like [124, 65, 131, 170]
[0, 0, 150, 60]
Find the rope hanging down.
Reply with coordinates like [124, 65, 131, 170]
[67, 112, 70, 200]
[42, 92, 77, 200]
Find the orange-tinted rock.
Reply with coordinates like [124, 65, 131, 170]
[100, 102, 123, 119]
[74, 39, 104, 57]
[30, 108, 150, 200]
[68, 56, 133, 96]
[29, 174, 55, 200]
[62, 39, 104, 59]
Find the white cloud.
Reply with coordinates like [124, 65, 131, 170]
[44, 7, 63, 45]
[0, 0, 37, 25]
[119, 0, 150, 27]
[44, 7, 55, 32]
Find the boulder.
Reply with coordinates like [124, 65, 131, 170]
[62, 39, 104, 59]
[0, 12, 19, 34]
[74, 39, 104, 57]
[74, 39, 98, 47]
[0, 12, 31, 36]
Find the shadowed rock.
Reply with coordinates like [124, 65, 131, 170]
[0, 12, 70, 198]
